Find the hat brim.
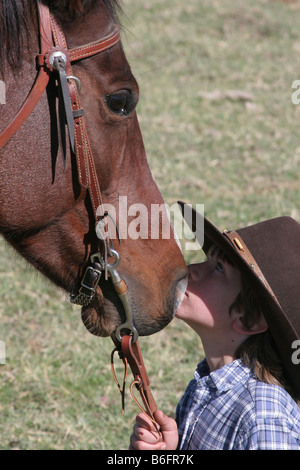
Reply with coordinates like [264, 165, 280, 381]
[178, 201, 300, 397]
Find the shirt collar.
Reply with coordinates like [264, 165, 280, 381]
[195, 358, 253, 393]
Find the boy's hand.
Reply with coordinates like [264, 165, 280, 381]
[129, 410, 179, 450]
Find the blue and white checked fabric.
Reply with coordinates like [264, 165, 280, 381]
[176, 359, 300, 450]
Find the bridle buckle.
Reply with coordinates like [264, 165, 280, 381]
[70, 260, 102, 306]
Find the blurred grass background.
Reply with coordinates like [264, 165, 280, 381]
[1, 0, 300, 449]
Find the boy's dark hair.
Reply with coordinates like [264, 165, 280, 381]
[209, 245, 296, 400]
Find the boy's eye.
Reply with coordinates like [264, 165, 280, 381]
[216, 262, 224, 273]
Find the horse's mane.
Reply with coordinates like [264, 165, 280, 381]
[0, 0, 122, 73]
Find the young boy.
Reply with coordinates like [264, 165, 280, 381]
[129, 203, 300, 450]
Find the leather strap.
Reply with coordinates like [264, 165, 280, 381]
[45, 16, 120, 222]
[50, 15, 91, 189]
[36, 26, 120, 68]
[223, 230, 280, 305]
[121, 335, 158, 423]
[68, 27, 120, 62]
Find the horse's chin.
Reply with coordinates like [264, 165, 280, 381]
[81, 306, 116, 337]
[80, 286, 123, 337]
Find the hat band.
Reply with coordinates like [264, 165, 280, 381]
[223, 230, 280, 307]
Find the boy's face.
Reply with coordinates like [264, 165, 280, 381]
[176, 252, 242, 339]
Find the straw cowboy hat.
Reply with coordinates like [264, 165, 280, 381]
[178, 201, 300, 399]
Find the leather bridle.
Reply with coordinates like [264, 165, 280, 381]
[0, 1, 159, 427]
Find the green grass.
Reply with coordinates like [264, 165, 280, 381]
[123, 0, 300, 240]
[1, 0, 300, 449]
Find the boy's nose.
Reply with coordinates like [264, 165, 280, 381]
[188, 261, 209, 282]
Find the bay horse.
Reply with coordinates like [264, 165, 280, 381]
[0, 1, 187, 342]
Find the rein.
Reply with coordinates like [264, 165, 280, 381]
[0, 1, 158, 426]
[111, 335, 158, 426]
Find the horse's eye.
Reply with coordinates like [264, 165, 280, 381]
[105, 90, 135, 116]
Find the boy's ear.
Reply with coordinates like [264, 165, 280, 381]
[232, 313, 268, 335]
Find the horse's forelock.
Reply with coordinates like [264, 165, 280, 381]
[0, 0, 33, 74]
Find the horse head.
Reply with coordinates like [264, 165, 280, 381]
[0, 0, 187, 340]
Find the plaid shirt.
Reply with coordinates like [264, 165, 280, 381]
[175, 359, 300, 450]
